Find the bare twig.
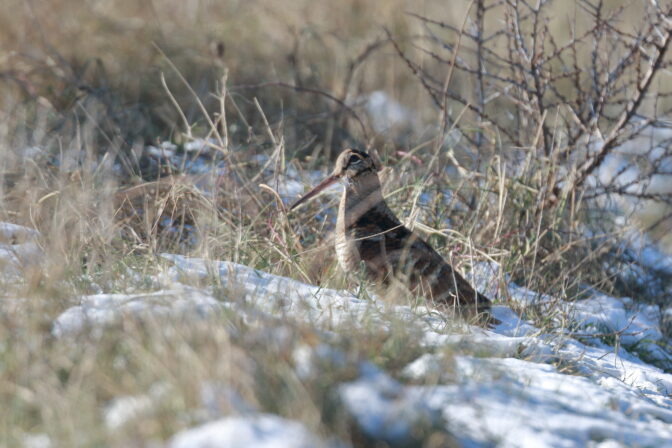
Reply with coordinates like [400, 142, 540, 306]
[232, 81, 369, 140]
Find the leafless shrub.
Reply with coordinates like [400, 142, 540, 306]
[385, 0, 672, 303]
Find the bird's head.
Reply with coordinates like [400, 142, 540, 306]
[290, 148, 382, 210]
[333, 148, 380, 180]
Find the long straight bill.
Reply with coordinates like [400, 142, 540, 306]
[290, 175, 339, 210]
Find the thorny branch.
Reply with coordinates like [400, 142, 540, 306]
[232, 81, 370, 142]
[394, 0, 672, 212]
[571, 19, 672, 191]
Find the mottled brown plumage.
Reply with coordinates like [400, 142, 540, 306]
[291, 149, 493, 323]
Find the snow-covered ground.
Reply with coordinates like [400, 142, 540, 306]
[3, 133, 672, 447]
[37, 245, 672, 447]
[0, 214, 669, 446]
[169, 414, 325, 448]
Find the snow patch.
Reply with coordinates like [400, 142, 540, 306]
[0, 222, 42, 278]
[105, 383, 170, 430]
[363, 91, 418, 134]
[339, 362, 447, 445]
[169, 414, 325, 448]
[52, 287, 222, 337]
[42, 252, 672, 446]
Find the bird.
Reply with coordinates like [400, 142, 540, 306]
[290, 148, 495, 324]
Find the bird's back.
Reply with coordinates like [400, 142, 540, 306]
[344, 200, 492, 320]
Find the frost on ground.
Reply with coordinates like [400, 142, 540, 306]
[40, 249, 672, 447]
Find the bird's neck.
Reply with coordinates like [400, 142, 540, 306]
[339, 172, 386, 228]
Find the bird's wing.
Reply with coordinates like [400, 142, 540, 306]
[350, 204, 492, 317]
[406, 236, 491, 310]
[349, 205, 408, 278]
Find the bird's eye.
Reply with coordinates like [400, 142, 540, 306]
[348, 155, 361, 165]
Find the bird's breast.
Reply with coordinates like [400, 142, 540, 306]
[335, 195, 361, 271]
[335, 231, 361, 272]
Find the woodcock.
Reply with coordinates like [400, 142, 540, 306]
[291, 149, 494, 323]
